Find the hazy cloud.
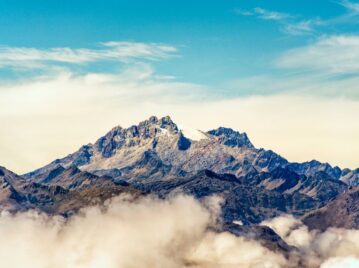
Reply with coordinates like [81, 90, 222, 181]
[1, 68, 359, 173]
[276, 35, 359, 74]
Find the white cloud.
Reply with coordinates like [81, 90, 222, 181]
[262, 215, 359, 268]
[0, 193, 359, 268]
[0, 194, 288, 268]
[235, 7, 322, 36]
[0, 41, 177, 69]
[276, 35, 359, 74]
[339, 0, 359, 14]
[282, 19, 322, 36]
[235, 7, 290, 21]
[253, 7, 290, 21]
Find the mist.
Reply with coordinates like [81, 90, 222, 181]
[0, 194, 358, 268]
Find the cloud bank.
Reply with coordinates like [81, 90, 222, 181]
[0, 195, 287, 268]
[0, 194, 358, 268]
[263, 215, 359, 268]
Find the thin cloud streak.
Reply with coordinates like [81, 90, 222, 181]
[235, 7, 291, 21]
[0, 42, 177, 69]
[282, 19, 323, 36]
[236, 1, 359, 36]
[235, 7, 317, 36]
[338, 0, 359, 14]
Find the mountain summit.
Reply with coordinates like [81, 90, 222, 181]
[24, 116, 282, 181]
[25, 115, 359, 188]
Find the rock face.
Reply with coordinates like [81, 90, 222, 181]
[137, 170, 320, 224]
[0, 166, 141, 215]
[302, 187, 359, 230]
[0, 166, 27, 211]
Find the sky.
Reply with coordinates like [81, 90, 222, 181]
[1, 0, 359, 173]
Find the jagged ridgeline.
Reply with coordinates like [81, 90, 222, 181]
[0, 116, 358, 233]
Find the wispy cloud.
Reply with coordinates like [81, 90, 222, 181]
[252, 7, 291, 21]
[282, 19, 322, 36]
[0, 42, 177, 69]
[235, 7, 318, 36]
[338, 0, 359, 14]
[236, 2, 359, 36]
[235, 7, 290, 21]
[276, 35, 359, 74]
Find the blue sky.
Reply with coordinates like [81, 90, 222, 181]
[0, 0, 357, 87]
[1, 0, 359, 172]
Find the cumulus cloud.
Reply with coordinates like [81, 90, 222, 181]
[262, 215, 359, 268]
[0, 41, 177, 69]
[0, 194, 359, 268]
[0, 194, 288, 268]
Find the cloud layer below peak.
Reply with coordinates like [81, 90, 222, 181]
[0, 193, 359, 268]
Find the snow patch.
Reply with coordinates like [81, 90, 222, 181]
[179, 125, 209, 141]
[233, 220, 243, 226]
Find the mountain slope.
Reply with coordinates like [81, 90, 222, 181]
[137, 170, 320, 224]
[302, 187, 359, 230]
[0, 166, 142, 215]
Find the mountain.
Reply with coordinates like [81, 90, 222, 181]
[0, 115, 354, 228]
[302, 186, 359, 230]
[25, 115, 358, 187]
[21, 116, 351, 211]
[137, 169, 320, 224]
[0, 165, 305, 256]
[1, 114, 359, 262]
[0, 166, 27, 211]
[24, 116, 286, 180]
[241, 167, 348, 203]
[0, 165, 141, 215]
[16, 116, 356, 225]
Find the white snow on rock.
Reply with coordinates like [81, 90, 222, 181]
[159, 128, 170, 136]
[179, 125, 209, 141]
